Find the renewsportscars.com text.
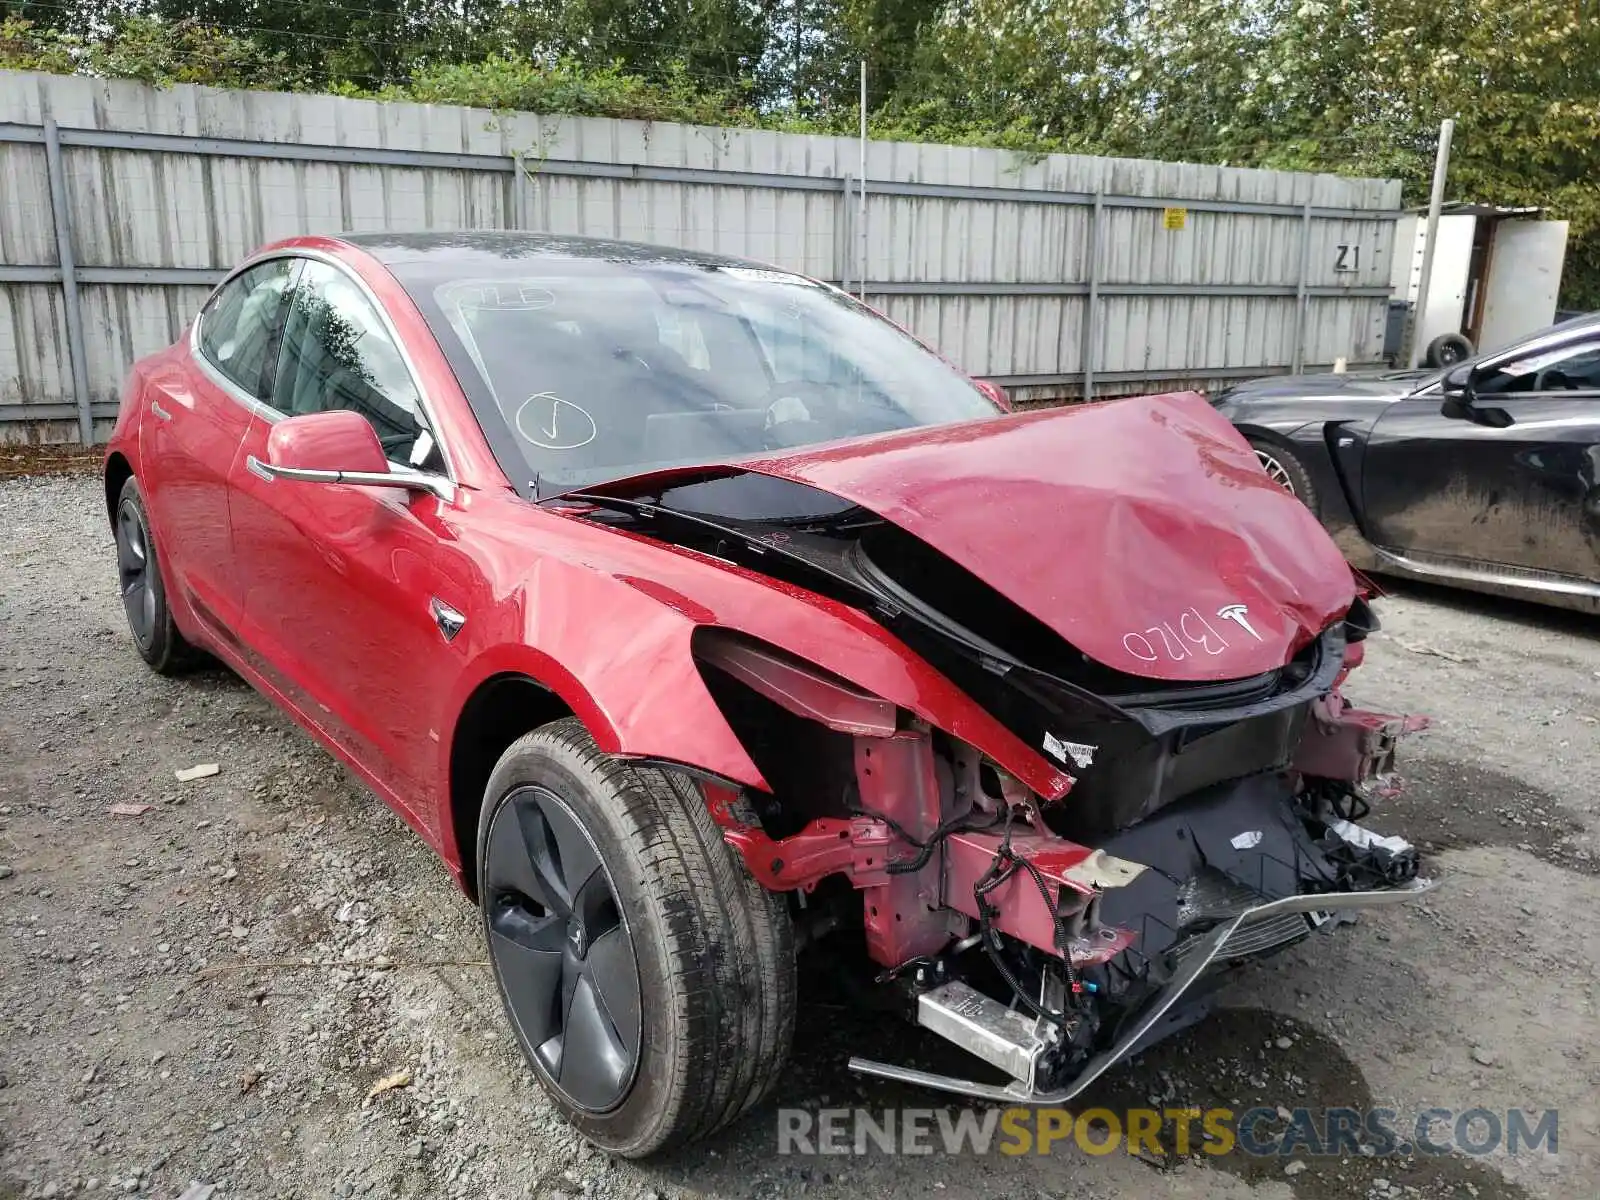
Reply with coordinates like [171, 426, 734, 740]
[776, 1106, 1559, 1158]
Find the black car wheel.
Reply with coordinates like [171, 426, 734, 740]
[113, 475, 197, 675]
[478, 718, 795, 1156]
[1247, 437, 1318, 514]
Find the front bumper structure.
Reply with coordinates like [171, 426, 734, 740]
[848, 877, 1436, 1103]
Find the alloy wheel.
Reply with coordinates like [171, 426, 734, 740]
[1253, 448, 1296, 496]
[483, 785, 642, 1112]
[115, 500, 157, 648]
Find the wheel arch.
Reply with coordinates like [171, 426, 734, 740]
[1234, 420, 1308, 451]
[440, 638, 773, 901]
[104, 451, 134, 528]
[444, 670, 576, 902]
[1240, 420, 1372, 554]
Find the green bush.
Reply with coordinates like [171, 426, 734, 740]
[1, 16, 302, 91]
[397, 55, 760, 127]
[5, 8, 1597, 308]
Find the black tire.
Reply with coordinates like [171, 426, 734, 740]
[1425, 332, 1474, 368]
[477, 718, 795, 1157]
[113, 475, 198, 675]
[1247, 436, 1319, 515]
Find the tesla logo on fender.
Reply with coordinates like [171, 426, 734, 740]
[1216, 604, 1262, 641]
[430, 597, 466, 642]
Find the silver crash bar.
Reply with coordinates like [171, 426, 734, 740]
[848, 878, 1437, 1103]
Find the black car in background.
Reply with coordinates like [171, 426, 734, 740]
[1212, 314, 1600, 613]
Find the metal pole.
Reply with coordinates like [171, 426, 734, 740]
[857, 60, 868, 300]
[839, 174, 854, 294]
[1408, 117, 1455, 369]
[1080, 187, 1103, 400]
[43, 118, 93, 445]
[1291, 200, 1313, 374]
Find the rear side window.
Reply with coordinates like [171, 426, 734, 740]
[197, 257, 299, 400]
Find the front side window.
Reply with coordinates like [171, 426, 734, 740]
[197, 257, 298, 400]
[413, 262, 998, 495]
[1478, 336, 1600, 395]
[269, 261, 436, 466]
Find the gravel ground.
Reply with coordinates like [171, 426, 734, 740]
[1, 473, 1596, 1200]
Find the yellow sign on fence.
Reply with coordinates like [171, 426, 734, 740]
[1163, 207, 1188, 230]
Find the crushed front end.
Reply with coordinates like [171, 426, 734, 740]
[687, 611, 1431, 1103]
[564, 397, 1435, 1102]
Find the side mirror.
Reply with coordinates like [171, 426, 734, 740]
[1440, 362, 1476, 420]
[973, 378, 1013, 412]
[1441, 362, 1475, 396]
[252, 410, 454, 502]
[1438, 367, 1513, 429]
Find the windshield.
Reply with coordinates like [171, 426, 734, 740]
[410, 258, 998, 494]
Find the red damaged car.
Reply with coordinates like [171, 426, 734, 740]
[104, 232, 1432, 1156]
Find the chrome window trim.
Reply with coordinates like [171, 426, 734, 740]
[1481, 325, 1600, 372]
[190, 254, 299, 424]
[190, 247, 460, 494]
[1405, 325, 1600, 401]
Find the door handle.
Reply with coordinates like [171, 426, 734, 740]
[245, 454, 275, 483]
[150, 400, 173, 422]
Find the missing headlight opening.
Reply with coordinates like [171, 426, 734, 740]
[640, 473, 1435, 1105]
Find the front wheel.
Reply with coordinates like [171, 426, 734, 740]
[1248, 437, 1319, 516]
[477, 719, 795, 1156]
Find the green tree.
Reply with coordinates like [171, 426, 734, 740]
[7, 0, 1600, 302]
[497, 0, 784, 104]
[874, 0, 1133, 150]
[1105, 0, 1600, 305]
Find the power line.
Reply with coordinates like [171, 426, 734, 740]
[3, 3, 1445, 180]
[7, 1, 1133, 99]
[9, 0, 777, 72]
[2, 0, 1479, 150]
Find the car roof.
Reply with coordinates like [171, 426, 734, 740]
[336, 230, 769, 272]
[1550, 309, 1600, 333]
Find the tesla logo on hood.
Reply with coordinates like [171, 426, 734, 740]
[1216, 604, 1262, 641]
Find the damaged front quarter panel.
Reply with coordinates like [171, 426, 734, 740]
[545, 398, 1437, 1110]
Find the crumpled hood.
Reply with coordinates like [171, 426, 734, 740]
[728, 391, 1356, 682]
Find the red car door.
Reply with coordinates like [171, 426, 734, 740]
[140, 257, 297, 635]
[227, 257, 469, 826]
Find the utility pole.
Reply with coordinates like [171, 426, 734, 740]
[1408, 118, 1455, 369]
[792, 6, 802, 105]
[858, 60, 868, 299]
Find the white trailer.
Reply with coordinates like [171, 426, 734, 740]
[1390, 202, 1570, 365]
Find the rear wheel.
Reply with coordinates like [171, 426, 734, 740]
[1248, 437, 1318, 515]
[478, 719, 795, 1156]
[113, 475, 197, 675]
